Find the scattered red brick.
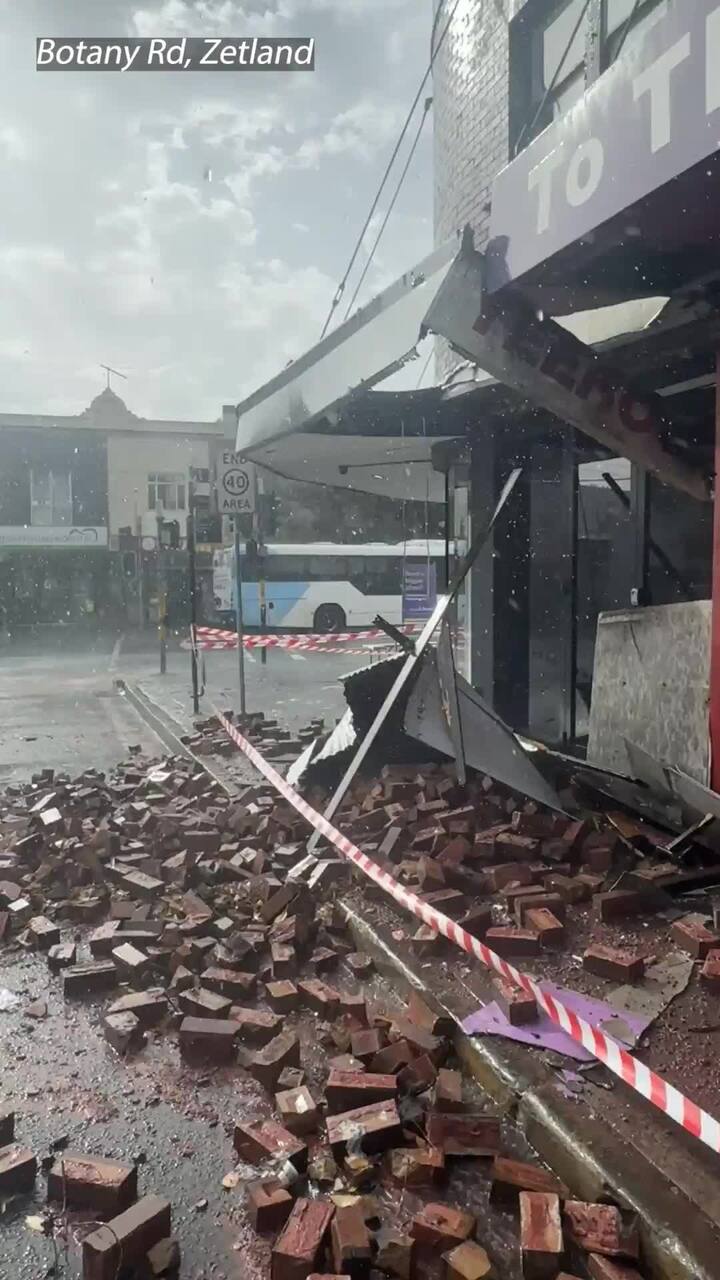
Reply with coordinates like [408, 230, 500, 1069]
[426, 1113, 501, 1157]
[331, 1201, 372, 1277]
[247, 1180, 294, 1232]
[411, 1202, 475, 1249]
[0, 1144, 36, 1196]
[490, 1155, 569, 1202]
[583, 945, 646, 983]
[82, 1194, 171, 1280]
[272, 1198, 335, 1280]
[519, 1191, 563, 1280]
[47, 1153, 137, 1216]
[234, 1120, 308, 1171]
[671, 914, 720, 958]
[563, 1201, 639, 1260]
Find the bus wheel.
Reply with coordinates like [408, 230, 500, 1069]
[313, 603, 346, 633]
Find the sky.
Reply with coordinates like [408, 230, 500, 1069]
[0, 0, 434, 420]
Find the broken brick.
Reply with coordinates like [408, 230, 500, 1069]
[443, 1241, 495, 1280]
[411, 1202, 475, 1250]
[271, 943, 297, 978]
[432, 1067, 463, 1112]
[179, 987, 232, 1020]
[519, 1192, 563, 1280]
[108, 989, 168, 1027]
[583, 945, 645, 983]
[247, 1179, 294, 1233]
[82, 1194, 171, 1280]
[485, 927, 541, 957]
[47, 1153, 137, 1216]
[426, 1113, 501, 1157]
[63, 961, 118, 998]
[179, 1016, 237, 1064]
[375, 1228, 414, 1280]
[671, 914, 720, 958]
[0, 1144, 36, 1196]
[406, 990, 454, 1038]
[338, 993, 367, 1024]
[490, 1156, 569, 1202]
[525, 907, 565, 947]
[89, 921, 122, 957]
[345, 953, 373, 978]
[0, 1112, 14, 1144]
[202, 967, 257, 1000]
[230, 1005, 282, 1045]
[514, 893, 566, 925]
[234, 1120, 308, 1171]
[272, 1198, 335, 1280]
[350, 1028, 386, 1064]
[326, 1099, 403, 1156]
[298, 979, 340, 1018]
[493, 977, 537, 1025]
[104, 1010, 144, 1054]
[388, 1018, 446, 1064]
[370, 1040, 414, 1075]
[563, 1201, 639, 1260]
[398, 1052, 438, 1093]
[27, 915, 61, 951]
[267, 980, 300, 1013]
[248, 1031, 301, 1090]
[325, 1070, 397, 1114]
[275, 1087, 319, 1136]
[389, 1146, 445, 1186]
[597, 890, 649, 923]
[700, 948, 720, 991]
[47, 941, 77, 972]
[331, 1201, 372, 1279]
[112, 942, 153, 984]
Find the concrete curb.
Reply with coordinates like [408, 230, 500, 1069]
[120, 678, 720, 1280]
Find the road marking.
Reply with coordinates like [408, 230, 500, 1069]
[246, 650, 257, 664]
[288, 653, 306, 662]
[108, 633, 125, 673]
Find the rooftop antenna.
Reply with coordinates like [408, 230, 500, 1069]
[100, 363, 127, 391]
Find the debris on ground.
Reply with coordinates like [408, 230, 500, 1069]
[0, 732, 674, 1278]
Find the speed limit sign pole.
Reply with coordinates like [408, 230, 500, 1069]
[233, 516, 247, 717]
[215, 449, 256, 717]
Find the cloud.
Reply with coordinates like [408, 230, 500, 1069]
[294, 99, 403, 168]
[131, 0, 415, 35]
[0, 124, 28, 161]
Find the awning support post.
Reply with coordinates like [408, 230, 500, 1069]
[710, 352, 720, 789]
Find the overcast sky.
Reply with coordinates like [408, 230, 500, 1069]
[0, 0, 433, 420]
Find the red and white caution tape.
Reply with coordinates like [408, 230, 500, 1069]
[193, 623, 422, 651]
[214, 707, 720, 1156]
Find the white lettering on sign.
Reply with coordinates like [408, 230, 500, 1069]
[528, 147, 565, 234]
[707, 7, 720, 115]
[566, 137, 604, 207]
[633, 33, 691, 152]
[215, 453, 256, 515]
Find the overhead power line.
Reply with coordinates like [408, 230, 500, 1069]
[342, 96, 433, 322]
[319, 0, 463, 340]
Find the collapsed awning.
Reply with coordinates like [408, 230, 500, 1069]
[234, 229, 711, 503]
[233, 238, 464, 502]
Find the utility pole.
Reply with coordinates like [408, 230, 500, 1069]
[187, 479, 200, 715]
[234, 517, 247, 716]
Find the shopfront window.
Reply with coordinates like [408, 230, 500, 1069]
[30, 468, 73, 526]
[147, 472, 186, 512]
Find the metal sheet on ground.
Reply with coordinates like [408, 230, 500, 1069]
[405, 652, 565, 813]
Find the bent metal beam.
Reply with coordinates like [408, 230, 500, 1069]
[422, 244, 711, 504]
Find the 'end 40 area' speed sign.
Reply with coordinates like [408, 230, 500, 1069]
[215, 452, 256, 515]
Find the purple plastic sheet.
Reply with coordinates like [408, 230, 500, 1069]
[461, 981, 652, 1063]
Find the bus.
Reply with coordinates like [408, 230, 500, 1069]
[212, 540, 449, 632]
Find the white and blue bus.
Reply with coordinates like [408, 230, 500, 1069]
[212, 541, 448, 632]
